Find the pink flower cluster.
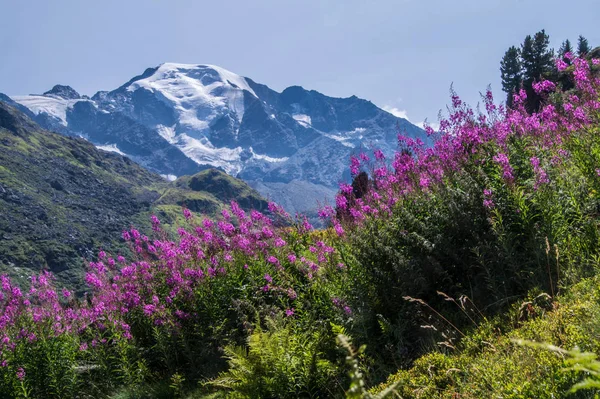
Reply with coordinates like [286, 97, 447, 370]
[323, 55, 600, 226]
[0, 200, 350, 370]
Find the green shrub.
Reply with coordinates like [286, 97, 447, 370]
[207, 319, 341, 398]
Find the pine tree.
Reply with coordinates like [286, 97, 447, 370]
[557, 39, 575, 91]
[500, 46, 522, 108]
[558, 39, 573, 64]
[521, 30, 554, 112]
[578, 35, 590, 56]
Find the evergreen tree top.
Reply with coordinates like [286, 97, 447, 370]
[578, 35, 590, 56]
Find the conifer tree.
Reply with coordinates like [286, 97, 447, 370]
[500, 46, 522, 108]
[559, 39, 573, 64]
[521, 30, 554, 112]
[578, 35, 590, 56]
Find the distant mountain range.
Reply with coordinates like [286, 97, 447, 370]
[0, 100, 266, 288]
[4, 63, 426, 216]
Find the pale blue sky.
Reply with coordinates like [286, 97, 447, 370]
[1, 0, 599, 127]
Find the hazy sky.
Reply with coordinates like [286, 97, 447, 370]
[1, 0, 599, 127]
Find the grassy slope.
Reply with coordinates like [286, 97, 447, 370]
[0, 102, 267, 289]
[370, 276, 600, 398]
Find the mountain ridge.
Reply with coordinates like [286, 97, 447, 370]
[8, 63, 427, 217]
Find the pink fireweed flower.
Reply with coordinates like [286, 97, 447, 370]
[335, 194, 348, 210]
[350, 155, 361, 175]
[333, 221, 345, 237]
[349, 208, 364, 221]
[143, 304, 156, 316]
[221, 208, 231, 220]
[532, 80, 556, 95]
[230, 201, 246, 219]
[262, 226, 274, 238]
[285, 308, 295, 317]
[374, 149, 385, 160]
[573, 107, 587, 121]
[530, 156, 550, 189]
[318, 205, 335, 219]
[266, 256, 280, 266]
[493, 153, 514, 182]
[85, 273, 103, 288]
[339, 182, 353, 194]
[16, 367, 25, 381]
[150, 215, 161, 231]
[302, 218, 313, 232]
[218, 221, 235, 236]
[483, 188, 494, 208]
[183, 208, 192, 220]
[250, 210, 263, 222]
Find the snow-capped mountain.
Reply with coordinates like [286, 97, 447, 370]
[6, 63, 426, 216]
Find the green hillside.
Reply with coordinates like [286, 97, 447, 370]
[0, 101, 267, 289]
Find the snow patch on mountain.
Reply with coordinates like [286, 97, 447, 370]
[292, 114, 311, 127]
[96, 144, 127, 156]
[323, 134, 356, 148]
[156, 125, 177, 144]
[11, 95, 86, 126]
[249, 148, 289, 163]
[177, 134, 242, 174]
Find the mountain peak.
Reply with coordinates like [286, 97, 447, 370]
[126, 63, 258, 98]
[43, 85, 81, 100]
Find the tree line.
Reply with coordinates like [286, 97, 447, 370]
[500, 31, 593, 112]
